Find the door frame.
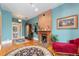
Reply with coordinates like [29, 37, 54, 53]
[12, 22, 22, 40]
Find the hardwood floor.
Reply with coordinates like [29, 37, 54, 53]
[0, 40, 54, 56]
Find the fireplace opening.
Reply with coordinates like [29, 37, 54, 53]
[41, 34, 47, 43]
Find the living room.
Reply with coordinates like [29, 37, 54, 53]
[0, 3, 79, 56]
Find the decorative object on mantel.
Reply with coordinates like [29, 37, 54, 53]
[57, 15, 78, 29]
[38, 25, 51, 31]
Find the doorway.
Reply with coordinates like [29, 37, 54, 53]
[26, 24, 33, 40]
[12, 22, 22, 40]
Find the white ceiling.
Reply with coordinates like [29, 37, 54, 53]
[0, 3, 63, 19]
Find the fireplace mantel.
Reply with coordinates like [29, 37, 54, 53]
[38, 31, 51, 32]
[38, 31, 51, 35]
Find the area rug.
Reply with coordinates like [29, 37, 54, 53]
[14, 39, 30, 44]
[7, 46, 52, 56]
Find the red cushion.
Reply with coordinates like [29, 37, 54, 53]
[75, 38, 79, 46]
[52, 42, 78, 54]
[69, 40, 75, 44]
[69, 38, 79, 47]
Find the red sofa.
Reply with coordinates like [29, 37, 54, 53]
[52, 38, 79, 55]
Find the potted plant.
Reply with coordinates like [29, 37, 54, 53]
[50, 34, 58, 42]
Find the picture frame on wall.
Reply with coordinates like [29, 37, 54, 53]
[57, 15, 78, 29]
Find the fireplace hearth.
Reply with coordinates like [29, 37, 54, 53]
[38, 31, 51, 47]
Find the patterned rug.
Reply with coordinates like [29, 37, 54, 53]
[7, 46, 52, 56]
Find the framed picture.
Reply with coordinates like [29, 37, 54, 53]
[57, 15, 78, 29]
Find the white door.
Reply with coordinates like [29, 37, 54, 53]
[12, 22, 22, 40]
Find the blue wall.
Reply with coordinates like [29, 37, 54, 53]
[52, 3, 79, 42]
[22, 20, 27, 37]
[2, 9, 12, 42]
[1, 3, 79, 43]
[0, 7, 1, 16]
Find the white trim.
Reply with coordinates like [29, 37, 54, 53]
[12, 22, 23, 40]
[2, 40, 12, 45]
[0, 45, 1, 50]
[33, 37, 38, 40]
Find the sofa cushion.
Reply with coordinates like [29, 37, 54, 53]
[69, 40, 75, 44]
[75, 38, 79, 46]
[69, 38, 79, 47]
[53, 42, 78, 54]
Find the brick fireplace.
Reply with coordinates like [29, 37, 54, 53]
[38, 10, 52, 46]
[38, 31, 51, 46]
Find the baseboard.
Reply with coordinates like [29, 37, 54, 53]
[1, 40, 12, 48]
[33, 37, 38, 40]
[2, 40, 12, 45]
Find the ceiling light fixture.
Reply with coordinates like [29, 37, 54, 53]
[30, 3, 35, 7]
[31, 4, 35, 7]
[35, 8, 39, 12]
[30, 3, 39, 12]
